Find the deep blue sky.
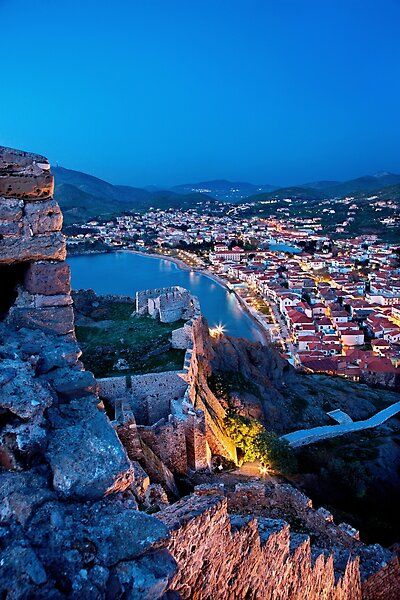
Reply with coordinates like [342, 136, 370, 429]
[1, 0, 400, 187]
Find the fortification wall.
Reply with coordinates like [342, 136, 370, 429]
[159, 492, 362, 599]
[159, 488, 400, 600]
[138, 416, 188, 475]
[187, 317, 238, 463]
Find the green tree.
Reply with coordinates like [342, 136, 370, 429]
[224, 413, 263, 462]
[224, 412, 296, 474]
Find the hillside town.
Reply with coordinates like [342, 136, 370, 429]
[67, 206, 400, 388]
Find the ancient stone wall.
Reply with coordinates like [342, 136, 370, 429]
[159, 492, 362, 599]
[136, 285, 200, 323]
[187, 317, 238, 462]
[98, 322, 211, 473]
[0, 148, 74, 336]
[228, 482, 362, 548]
[0, 147, 178, 598]
[159, 488, 400, 599]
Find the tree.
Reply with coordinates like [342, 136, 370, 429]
[224, 412, 263, 462]
[224, 412, 297, 474]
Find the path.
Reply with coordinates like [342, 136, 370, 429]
[281, 401, 400, 447]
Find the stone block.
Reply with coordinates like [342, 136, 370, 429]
[0, 231, 66, 264]
[46, 409, 133, 500]
[8, 305, 74, 335]
[0, 197, 23, 220]
[0, 171, 54, 199]
[43, 367, 97, 399]
[24, 261, 71, 295]
[24, 199, 62, 234]
[33, 294, 72, 308]
[0, 219, 23, 236]
[0, 146, 53, 199]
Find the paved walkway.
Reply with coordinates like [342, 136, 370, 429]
[281, 401, 400, 447]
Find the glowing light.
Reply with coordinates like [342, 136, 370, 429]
[259, 465, 269, 476]
[209, 324, 225, 337]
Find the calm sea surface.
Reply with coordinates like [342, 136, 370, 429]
[68, 252, 263, 342]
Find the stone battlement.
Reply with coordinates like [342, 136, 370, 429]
[158, 489, 400, 599]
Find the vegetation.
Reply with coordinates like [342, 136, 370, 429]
[73, 293, 185, 377]
[224, 411, 297, 474]
[296, 429, 400, 545]
[208, 371, 262, 402]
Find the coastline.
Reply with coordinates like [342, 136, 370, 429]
[69, 245, 270, 345]
[126, 248, 271, 345]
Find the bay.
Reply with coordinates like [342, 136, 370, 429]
[68, 251, 263, 342]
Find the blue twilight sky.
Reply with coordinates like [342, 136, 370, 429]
[1, 0, 400, 187]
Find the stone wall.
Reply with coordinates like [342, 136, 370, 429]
[159, 488, 400, 599]
[136, 285, 200, 323]
[159, 492, 362, 599]
[0, 147, 178, 598]
[0, 147, 74, 336]
[98, 321, 211, 474]
[187, 317, 238, 463]
[227, 482, 362, 549]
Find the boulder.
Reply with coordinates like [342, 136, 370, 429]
[86, 501, 170, 565]
[0, 359, 53, 419]
[46, 409, 133, 500]
[113, 550, 177, 599]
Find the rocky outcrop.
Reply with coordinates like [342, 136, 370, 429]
[0, 147, 176, 597]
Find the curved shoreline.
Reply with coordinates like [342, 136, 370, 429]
[125, 249, 270, 345]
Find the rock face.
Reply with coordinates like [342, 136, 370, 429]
[0, 147, 176, 597]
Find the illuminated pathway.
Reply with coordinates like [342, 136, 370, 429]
[281, 401, 400, 448]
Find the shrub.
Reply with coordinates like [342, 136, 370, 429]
[224, 411, 297, 474]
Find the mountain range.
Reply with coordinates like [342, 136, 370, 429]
[53, 166, 400, 225]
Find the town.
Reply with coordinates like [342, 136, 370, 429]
[67, 201, 400, 388]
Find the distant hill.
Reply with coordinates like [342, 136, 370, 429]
[170, 179, 276, 201]
[53, 166, 216, 224]
[298, 180, 341, 190]
[53, 165, 400, 227]
[323, 172, 400, 198]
